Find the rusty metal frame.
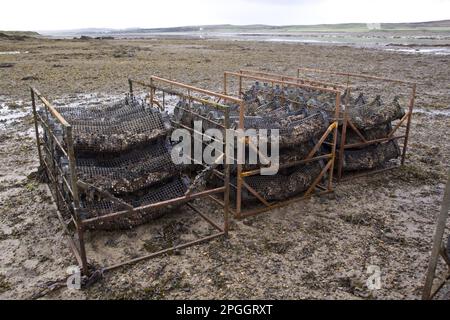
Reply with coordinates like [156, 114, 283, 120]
[422, 170, 450, 300]
[223, 71, 341, 219]
[297, 67, 417, 182]
[239, 69, 348, 91]
[31, 78, 232, 277]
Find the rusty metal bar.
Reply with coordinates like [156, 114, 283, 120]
[235, 99, 246, 218]
[65, 125, 88, 275]
[128, 78, 133, 98]
[223, 107, 231, 236]
[133, 81, 237, 112]
[223, 72, 228, 95]
[239, 69, 347, 90]
[388, 112, 409, 138]
[31, 87, 70, 127]
[402, 84, 416, 165]
[131, 77, 243, 104]
[328, 92, 341, 190]
[347, 120, 368, 143]
[81, 187, 226, 227]
[41, 143, 73, 194]
[102, 232, 225, 273]
[55, 207, 84, 268]
[337, 117, 347, 181]
[237, 189, 333, 219]
[422, 170, 450, 300]
[224, 70, 340, 218]
[171, 120, 226, 147]
[297, 67, 418, 85]
[224, 71, 341, 94]
[300, 67, 416, 181]
[30, 88, 43, 167]
[306, 122, 337, 160]
[429, 272, 450, 300]
[241, 180, 272, 207]
[344, 135, 406, 149]
[208, 195, 236, 218]
[186, 203, 223, 232]
[35, 112, 68, 158]
[174, 104, 226, 129]
[77, 180, 133, 211]
[32, 81, 232, 279]
[238, 71, 243, 97]
[241, 154, 332, 178]
[305, 159, 333, 197]
[153, 85, 230, 110]
[338, 164, 403, 182]
[337, 77, 351, 182]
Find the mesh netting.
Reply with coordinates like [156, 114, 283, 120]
[48, 97, 171, 154]
[243, 83, 406, 128]
[176, 97, 329, 149]
[55, 96, 147, 121]
[76, 142, 179, 195]
[225, 141, 316, 174]
[342, 140, 401, 171]
[40, 95, 192, 230]
[346, 96, 405, 130]
[231, 112, 328, 148]
[71, 111, 168, 153]
[332, 123, 393, 148]
[235, 162, 323, 202]
[80, 177, 188, 230]
[243, 83, 337, 117]
[243, 82, 406, 172]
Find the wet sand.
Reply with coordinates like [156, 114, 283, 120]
[0, 37, 449, 299]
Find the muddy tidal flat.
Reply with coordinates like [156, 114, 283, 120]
[0, 37, 449, 299]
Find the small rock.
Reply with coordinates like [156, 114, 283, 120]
[21, 75, 39, 81]
[23, 259, 39, 270]
[0, 63, 14, 68]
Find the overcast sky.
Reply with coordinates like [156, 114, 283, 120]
[1, 0, 450, 31]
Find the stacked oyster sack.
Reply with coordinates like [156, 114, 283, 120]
[238, 82, 329, 201]
[48, 96, 187, 230]
[337, 93, 405, 171]
[240, 82, 405, 172]
[173, 82, 330, 202]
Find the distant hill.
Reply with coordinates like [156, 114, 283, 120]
[39, 20, 450, 37]
[0, 31, 41, 40]
[128, 20, 450, 33]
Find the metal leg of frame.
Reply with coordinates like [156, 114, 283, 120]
[422, 170, 450, 300]
[402, 83, 416, 165]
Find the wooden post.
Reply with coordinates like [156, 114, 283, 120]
[422, 170, 450, 299]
